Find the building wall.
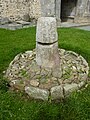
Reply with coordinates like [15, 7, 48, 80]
[0, 0, 90, 23]
[74, 0, 90, 23]
[40, 0, 55, 17]
[0, 0, 29, 21]
[61, 0, 77, 18]
[29, 0, 41, 20]
[0, 0, 41, 21]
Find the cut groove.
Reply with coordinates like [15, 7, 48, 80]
[37, 41, 57, 45]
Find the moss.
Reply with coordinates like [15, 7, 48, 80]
[20, 69, 28, 77]
[63, 68, 72, 79]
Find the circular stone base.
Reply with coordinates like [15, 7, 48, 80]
[5, 49, 89, 101]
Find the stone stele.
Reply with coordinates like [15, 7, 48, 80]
[36, 17, 62, 78]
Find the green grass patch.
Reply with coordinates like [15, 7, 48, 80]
[0, 27, 90, 120]
[58, 28, 90, 65]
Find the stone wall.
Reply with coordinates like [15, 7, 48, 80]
[74, 0, 90, 23]
[0, 0, 29, 21]
[60, 0, 90, 23]
[0, 0, 55, 22]
[29, 0, 41, 20]
[0, 0, 90, 23]
[0, 0, 41, 21]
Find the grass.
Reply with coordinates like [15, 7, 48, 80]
[0, 27, 90, 120]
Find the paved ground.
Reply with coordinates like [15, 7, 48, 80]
[76, 26, 90, 31]
[0, 21, 36, 30]
[60, 22, 82, 27]
[60, 22, 90, 31]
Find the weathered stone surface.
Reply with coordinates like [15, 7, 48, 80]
[0, 0, 90, 24]
[64, 83, 78, 96]
[36, 17, 58, 43]
[25, 51, 33, 56]
[36, 42, 60, 68]
[78, 81, 86, 89]
[25, 86, 49, 101]
[40, 0, 55, 17]
[0, 0, 41, 22]
[23, 14, 30, 22]
[36, 17, 60, 71]
[52, 67, 62, 78]
[29, 0, 41, 20]
[30, 80, 39, 87]
[74, 0, 90, 23]
[50, 85, 64, 100]
[10, 79, 25, 90]
[0, 24, 22, 30]
[0, 17, 10, 25]
[7, 23, 22, 30]
[16, 21, 30, 25]
[39, 78, 59, 90]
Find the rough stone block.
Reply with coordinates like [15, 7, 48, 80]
[23, 14, 30, 22]
[78, 81, 85, 89]
[50, 85, 64, 100]
[0, 17, 10, 25]
[8, 24, 22, 30]
[16, 21, 30, 25]
[25, 86, 49, 101]
[64, 83, 78, 96]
